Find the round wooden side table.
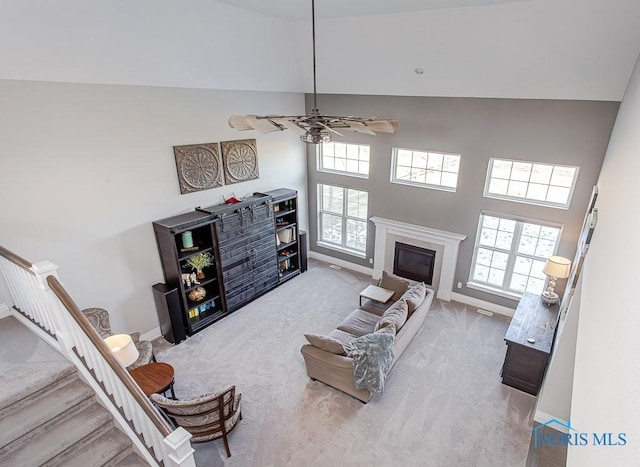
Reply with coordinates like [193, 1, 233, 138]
[130, 362, 176, 399]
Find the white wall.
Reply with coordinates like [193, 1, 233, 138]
[0, 79, 307, 335]
[535, 276, 582, 425]
[568, 54, 640, 464]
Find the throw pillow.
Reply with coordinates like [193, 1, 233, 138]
[378, 271, 410, 300]
[304, 333, 348, 356]
[375, 299, 408, 333]
[402, 282, 427, 315]
[374, 318, 397, 337]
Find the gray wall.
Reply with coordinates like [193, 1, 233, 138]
[306, 94, 619, 307]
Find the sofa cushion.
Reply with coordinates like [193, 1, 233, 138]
[337, 309, 380, 337]
[402, 282, 427, 315]
[374, 319, 397, 337]
[378, 271, 410, 301]
[358, 299, 389, 317]
[304, 333, 348, 356]
[328, 329, 357, 347]
[375, 299, 408, 333]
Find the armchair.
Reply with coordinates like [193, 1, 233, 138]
[151, 385, 242, 457]
[82, 307, 155, 369]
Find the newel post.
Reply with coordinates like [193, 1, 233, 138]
[30, 260, 71, 351]
[31, 260, 60, 292]
[162, 427, 196, 467]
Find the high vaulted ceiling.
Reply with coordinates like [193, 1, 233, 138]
[1, 0, 639, 100]
[214, 0, 533, 21]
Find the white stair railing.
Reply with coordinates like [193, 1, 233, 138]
[0, 246, 196, 467]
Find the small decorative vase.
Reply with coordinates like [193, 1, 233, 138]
[181, 231, 194, 248]
[196, 269, 205, 280]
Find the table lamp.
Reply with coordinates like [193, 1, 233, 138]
[104, 334, 139, 368]
[541, 256, 571, 305]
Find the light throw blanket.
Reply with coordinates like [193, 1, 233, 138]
[350, 333, 395, 394]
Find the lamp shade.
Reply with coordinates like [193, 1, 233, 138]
[542, 256, 571, 279]
[104, 334, 139, 368]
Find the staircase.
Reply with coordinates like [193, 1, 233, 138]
[0, 316, 149, 466]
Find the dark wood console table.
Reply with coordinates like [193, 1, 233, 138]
[501, 292, 559, 395]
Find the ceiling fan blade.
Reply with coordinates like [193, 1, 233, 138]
[342, 121, 376, 135]
[276, 119, 309, 136]
[246, 115, 284, 133]
[365, 119, 399, 133]
[318, 121, 344, 137]
[228, 115, 254, 131]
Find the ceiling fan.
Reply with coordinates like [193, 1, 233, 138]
[228, 0, 398, 144]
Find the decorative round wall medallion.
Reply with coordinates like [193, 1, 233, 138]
[173, 143, 223, 194]
[221, 139, 259, 185]
[181, 148, 219, 189]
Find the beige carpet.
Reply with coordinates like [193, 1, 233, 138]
[154, 259, 535, 467]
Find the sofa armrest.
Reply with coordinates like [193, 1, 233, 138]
[300, 344, 353, 369]
[301, 344, 372, 403]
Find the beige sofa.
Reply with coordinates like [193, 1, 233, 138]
[300, 274, 434, 403]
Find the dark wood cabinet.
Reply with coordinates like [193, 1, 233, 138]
[501, 292, 560, 395]
[152, 188, 302, 340]
[152, 211, 225, 340]
[201, 193, 278, 312]
[267, 188, 301, 283]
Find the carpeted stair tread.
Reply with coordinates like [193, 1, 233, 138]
[44, 424, 142, 467]
[105, 450, 150, 467]
[0, 375, 94, 448]
[0, 402, 112, 466]
[0, 363, 77, 412]
[0, 317, 151, 466]
[0, 316, 76, 411]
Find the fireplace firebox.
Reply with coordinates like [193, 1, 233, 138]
[393, 242, 436, 284]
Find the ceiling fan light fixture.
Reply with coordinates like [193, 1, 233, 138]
[228, 0, 398, 144]
[301, 127, 332, 144]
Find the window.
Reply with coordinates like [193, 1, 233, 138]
[468, 212, 562, 298]
[391, 147, 460, 191]
[484, 158, 579, 209]
[318, 142, 370, 178]
[318, 184, 368, 256]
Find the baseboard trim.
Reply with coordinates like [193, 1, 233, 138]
[309, 251, 374, 276]
[450, 292, 516, 318]
[534, 410, 571, 433]
[437, 289, 452, 301]
[0, 303, 10, 319]
[140, 327, 162, 342]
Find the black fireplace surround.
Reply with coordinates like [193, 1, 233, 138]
[393, 242, 436, 284]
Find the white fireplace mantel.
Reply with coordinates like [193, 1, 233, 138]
[370, 216, 467, 301]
